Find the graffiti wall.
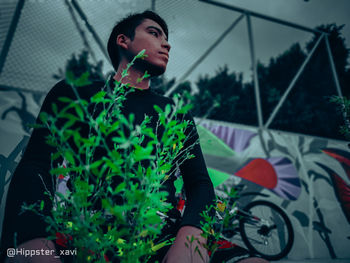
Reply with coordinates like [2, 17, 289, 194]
[197, 118, 350, 260]
[0, 89, 41, 240]
[0, 91, 349, 260]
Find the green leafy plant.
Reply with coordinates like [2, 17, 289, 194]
[23, 50, 200, 262]
[196, 186, 239, 262]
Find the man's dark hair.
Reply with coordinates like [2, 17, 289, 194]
[107, 10, 169, 71]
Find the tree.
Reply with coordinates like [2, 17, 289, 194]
[192, 66, 257, 125]
[53, 49, 106, 82]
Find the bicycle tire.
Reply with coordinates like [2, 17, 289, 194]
[239, 200, 294, 260]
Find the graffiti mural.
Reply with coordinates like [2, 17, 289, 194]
[318, 149, 350, 225]
[197, 118, 350, 259]
[0, 89, 43, 236]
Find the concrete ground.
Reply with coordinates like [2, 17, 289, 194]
[228, 257, 350, 263]
[278, 260, 349, 263]
[220, 238, 349, 263]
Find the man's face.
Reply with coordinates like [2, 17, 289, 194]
[125, 18, 171, 76]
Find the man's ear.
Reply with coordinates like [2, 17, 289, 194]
[116, 34, 130, 50]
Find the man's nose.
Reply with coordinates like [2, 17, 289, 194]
[162, 39, 171, 52]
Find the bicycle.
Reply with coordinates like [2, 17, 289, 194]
[157, 185, 294, 262]
[212, 185, 294, 261]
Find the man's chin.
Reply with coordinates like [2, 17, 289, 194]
[134, 60, 167, 77]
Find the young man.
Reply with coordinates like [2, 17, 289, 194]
[1, 10, 268, 263]
[107, 11, 215, 263]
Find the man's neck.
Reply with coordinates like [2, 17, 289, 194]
[114, 60, 150, 90]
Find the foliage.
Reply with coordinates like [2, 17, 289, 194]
[52, 49, 106, 82]
[25, 50, 199, 262]
[192, 65, 256, 126]
[198, 186, 239, 261]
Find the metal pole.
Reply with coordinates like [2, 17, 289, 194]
[325, 35, 343, 97]
[246, 13, 263, 128]
[199, 0, 326, 35]
[70, 0, 109, 61]
[0, 0, 25, 75]
[151, 0, 156, 11]
[325, 35, 349, 135]
[264, 33, 325, 129]
[165, 14, 244, 96]
[64, 0, 97, 63]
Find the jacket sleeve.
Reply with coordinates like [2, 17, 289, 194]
[177, 112, 216, 229]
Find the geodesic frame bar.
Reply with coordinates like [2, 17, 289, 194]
[264, 33, 325, 128]
[246, 13, 263, 128]
[70, 0, 110, 61]
[165, 13, 245, 96]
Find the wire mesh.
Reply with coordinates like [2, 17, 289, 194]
[0, 0, 345, 136]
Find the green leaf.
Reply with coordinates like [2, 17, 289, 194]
[59, 113, 80, 121]
[122, 69, 129, 78]
[51, 151, 62, 161]
[153, 105, 163, 114]
[134, 144, 154, 162]
[113, 182, 126, 194]
[165, 104, 171, 116]
[45, 136, 58, 147]
[65, 71, 91, 87]
[129, 113, 135, 124]
[62, 119, 76, 130]
[65, 71, 75, 86]
[136, 49, 147, 59]
[75, 72, 92, 87]
[143, 70, 150, 79]
[58, 97, 73, 103]
[50, 167, 67, 175]
[74, 104, 84, 120]
[64, 151, 75, 165]
[52, 103, 58, 115]
[89, 159, 103, 170]
[174, 178, 184, 194]
[40, 200, 44, 211]
[167, 120, 177, 128]
[176, 103, 193, 114]
[194, 246, 204, 261]
[91, 91, 107, 103]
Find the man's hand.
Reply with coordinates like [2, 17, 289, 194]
[162, 225, 209, 263]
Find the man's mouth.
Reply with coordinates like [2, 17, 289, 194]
[159, 52, 169, 60]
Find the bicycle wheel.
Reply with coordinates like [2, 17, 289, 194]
[239, 200, 294, 260]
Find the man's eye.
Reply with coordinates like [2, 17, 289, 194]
[150, 31, 158, 37]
